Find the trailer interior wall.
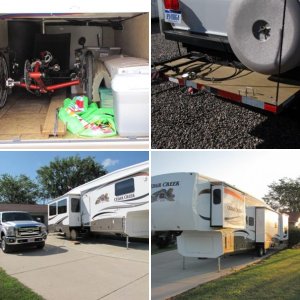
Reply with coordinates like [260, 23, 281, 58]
[114, 13, 149, 59]
[0, 20, 8, 48]
[45, 25, 115, 67]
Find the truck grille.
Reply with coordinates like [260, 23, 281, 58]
[17, 227, 40, 236]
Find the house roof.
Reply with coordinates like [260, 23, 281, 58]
[0, 204, 47, 213]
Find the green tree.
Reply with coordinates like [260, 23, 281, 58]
[37, 156, 107, 199]
[263, 177, 300, 212]
[0, 174, 40, 204]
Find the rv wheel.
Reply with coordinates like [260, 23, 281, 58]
[70, 229, 78, 241]
[65, 229, 71, 240]
[257, 247, 264, 257]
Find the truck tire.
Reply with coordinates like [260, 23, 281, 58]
[1, 236, 12, 253]
[36, 241, 45, 249]
[227, 0, 300, 74]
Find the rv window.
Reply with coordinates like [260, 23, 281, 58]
[49, 203, 57, 216]
[249, 217, 254, 226]
[115, 178, 135, 196]
[58, 199, 67, 214]
[213, 189, 221, 205]
[71, 198, 80, 213]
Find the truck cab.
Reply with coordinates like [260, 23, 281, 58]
[0, 211, 47, 253]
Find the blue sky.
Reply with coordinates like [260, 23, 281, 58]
[0, 151, 148, 180]
[152, 150, 300, 199]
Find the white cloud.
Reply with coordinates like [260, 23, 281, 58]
[102, 158, 119, 168]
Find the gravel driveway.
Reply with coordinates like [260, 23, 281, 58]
[151, 22, 300, 149]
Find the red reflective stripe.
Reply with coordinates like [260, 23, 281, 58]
[218, 90, 242, 102]
[264, 103, 277, 113]
[164, 0, 180, 10]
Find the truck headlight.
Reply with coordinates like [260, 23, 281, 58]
[6, 226, 15, 236]
[40, 225, 47, 233]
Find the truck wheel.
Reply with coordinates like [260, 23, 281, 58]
[70, 229, 78, 241]
[1, 236, 11, 253]
[227, 0, 300, 74]
[36, 242, 45, 249]
[0, 55, 9, 108]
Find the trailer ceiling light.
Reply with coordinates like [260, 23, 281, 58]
[164, 0, 180, 11]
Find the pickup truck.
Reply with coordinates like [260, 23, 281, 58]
[158, 0, 300, 75]
[0, 211, 47, 253]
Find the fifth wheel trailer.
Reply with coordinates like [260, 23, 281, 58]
[48, 161, 149, 243]
[155, 0, 300, 113]
[0, 11, 149, 148]
[151, 172, 288, 258]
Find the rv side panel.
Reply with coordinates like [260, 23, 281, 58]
[151, 173, 198, 231]
[256, 207, 279, 248]
[211, 185, 246, 229]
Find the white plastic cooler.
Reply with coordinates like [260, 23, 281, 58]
[111, 73, 149, 137]
[104, 56, 149, 78]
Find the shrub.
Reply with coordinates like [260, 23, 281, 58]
[288, 226, 300, 247]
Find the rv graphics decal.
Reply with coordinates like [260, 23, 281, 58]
[96, 193, 109, 204]
[92, 201, 148, 219]
[114, 193, 135, 202]
[151, 181, 179, 189]
[151, 188, 175, 202]
[199, 214, 211, 221]
[114, 193, 149, 202]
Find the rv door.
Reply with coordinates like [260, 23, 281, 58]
[68, 196, 81, 227]
[211, 185, 223, 227]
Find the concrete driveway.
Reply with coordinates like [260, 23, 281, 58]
[152, 249, 278, 300]
[0, 234, 149, 300]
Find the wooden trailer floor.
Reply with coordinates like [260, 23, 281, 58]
[160, 58, 300, 112]
[0, 89, 146, 143]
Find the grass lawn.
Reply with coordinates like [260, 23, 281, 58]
[152, 243, 177, 255]
[0, 267, 44, 300]
[175, 249, 300, 300]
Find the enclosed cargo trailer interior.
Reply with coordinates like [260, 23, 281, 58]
[0, 13, 149, 146]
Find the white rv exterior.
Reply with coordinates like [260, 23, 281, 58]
[48, 161, 149, 240]
[152, 172, 288, 258]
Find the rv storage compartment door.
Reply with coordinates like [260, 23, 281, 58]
[177, 231, 223, 258]
[211, 185, 246, 228]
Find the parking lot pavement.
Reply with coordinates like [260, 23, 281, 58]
[151, 249, 274, 300]
[0, 234, 149, 300]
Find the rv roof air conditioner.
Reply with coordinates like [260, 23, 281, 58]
[227, 0, 300, 75]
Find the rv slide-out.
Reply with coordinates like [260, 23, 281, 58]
[152, 172, 288, 258]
